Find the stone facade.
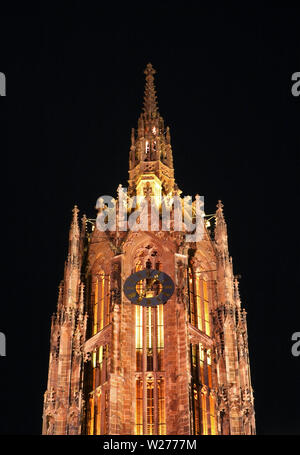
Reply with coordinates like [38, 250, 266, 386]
[42, 64, 255, 435]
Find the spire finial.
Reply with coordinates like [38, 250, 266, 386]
[72, 204, 79, 217]
[217, 200, 224, 212]
[143, 63, 158, 118]
[216, 200, 226, 224]
[71, 205, 79, 228]
[69, 204, 80, 245]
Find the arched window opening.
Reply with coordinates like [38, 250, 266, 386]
[188, 268, 212, 337]
[190, 342, 217, 435]
[134, 250, 165, 435]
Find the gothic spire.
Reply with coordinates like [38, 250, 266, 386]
[215, 200, 234, 304]
[215, 201, 229, 258]
[128, 64, 176, 196]
[143, 63, 158, 119]
[64, 205, 81, 308]
[216, 200, 225, 220]
[68, 205, 80, 267]
[70, 205, 80, 236]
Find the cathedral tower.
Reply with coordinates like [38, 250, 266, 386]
[42, 64, 255, 435]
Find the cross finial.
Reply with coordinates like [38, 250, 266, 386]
[144, 63, 156, 78]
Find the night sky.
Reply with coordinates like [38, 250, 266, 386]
[0, 6, 299, 435]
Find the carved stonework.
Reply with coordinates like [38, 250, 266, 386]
[111, 261, 121, 308]
[46, 415, 55, 435]
[175, 259, 186, 306]
[43, 64, 255, 436]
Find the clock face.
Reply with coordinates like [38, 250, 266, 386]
[123, 269, 174, 307]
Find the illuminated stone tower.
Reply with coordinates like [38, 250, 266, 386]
[42, 64, 255, 435]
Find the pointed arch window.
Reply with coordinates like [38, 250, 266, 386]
[188, 269, 211, 337]
[92, 269, 110, 336]
[134, 260, 164, 373]
[135, 378, 143, 435]
[157, 378, 166, 434]
[134, 257, 166, 435]
[190, 342, 217, 435]
[86, 344, 110, 435]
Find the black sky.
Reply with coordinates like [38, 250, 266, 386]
[0, 5, 299, 435]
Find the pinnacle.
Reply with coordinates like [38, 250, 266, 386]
[70, 205, 80, 240]
[72, 205, 79, 217]
[143, 62, 158, 118]
[71, 205, 80, 228]
[216, 200, 225, 222]
[217, 200, 224, 211]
